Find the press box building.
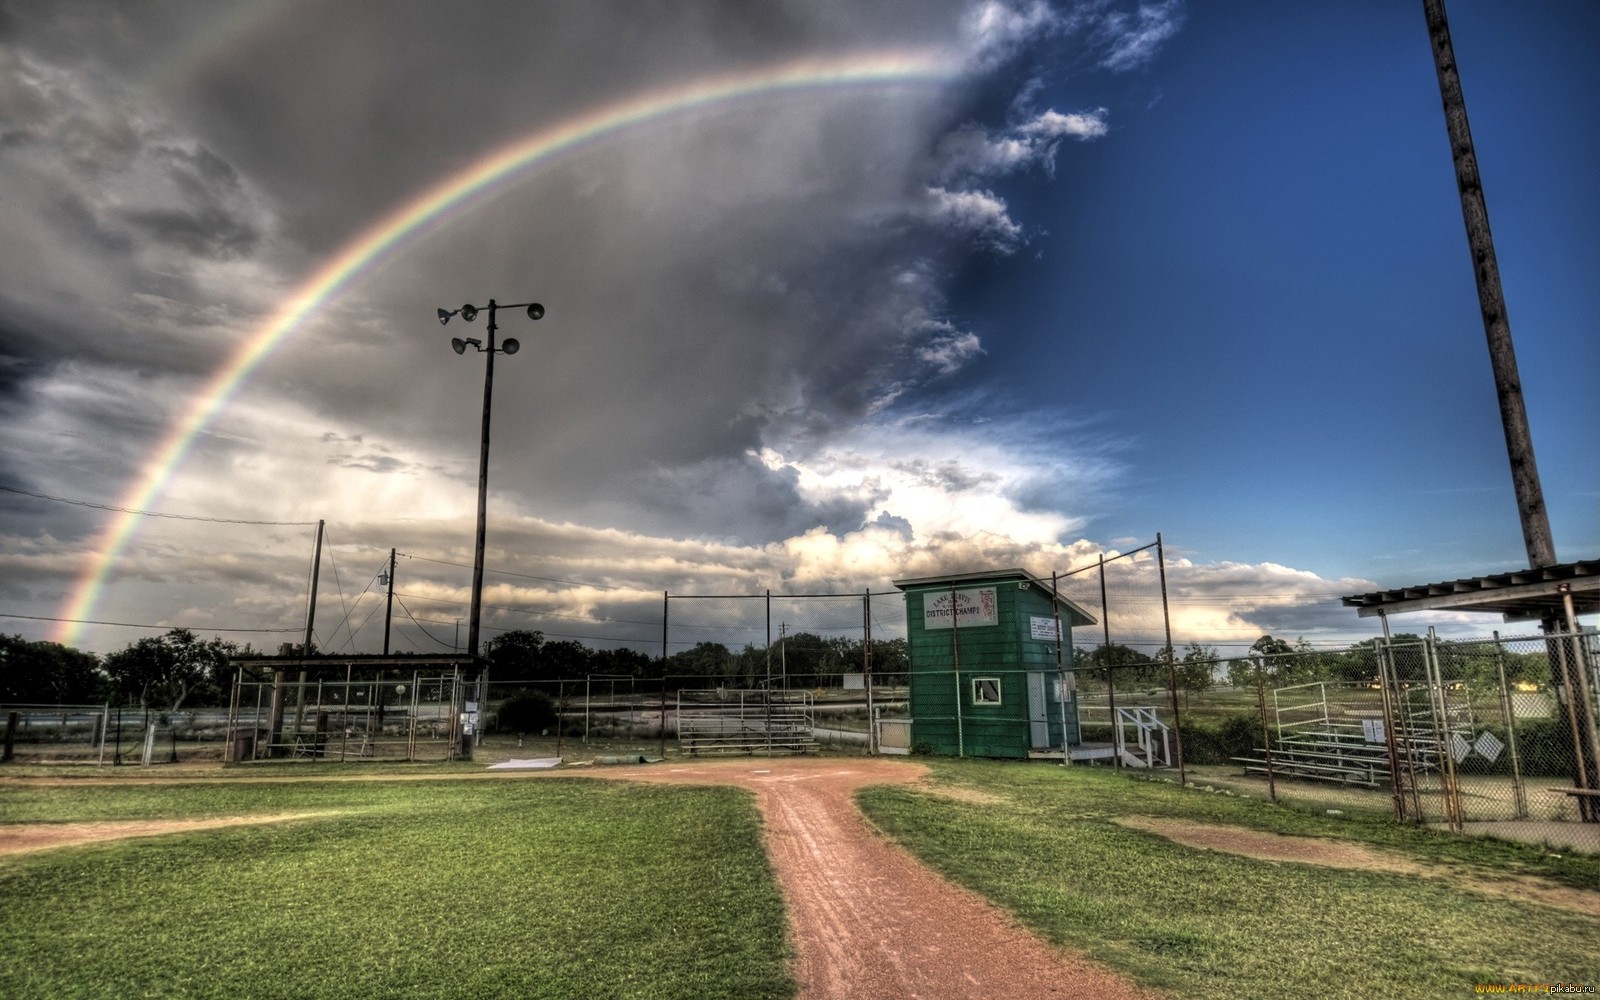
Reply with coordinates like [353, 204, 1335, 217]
[893, 569, 1096, 758]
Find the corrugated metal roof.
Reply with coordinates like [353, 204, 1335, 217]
[1341, 559, 1600, 622]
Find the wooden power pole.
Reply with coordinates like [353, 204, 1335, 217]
[1422, 0, 1556, 570]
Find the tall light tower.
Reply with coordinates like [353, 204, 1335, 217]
[438, 298, 543, 756]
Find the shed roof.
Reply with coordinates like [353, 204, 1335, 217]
[892, 568, 1097, 627]
[1340, 559, 1600, 623]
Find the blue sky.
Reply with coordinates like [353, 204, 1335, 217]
[944, 1, 1599, 581]
[1, 1, 1594, 656]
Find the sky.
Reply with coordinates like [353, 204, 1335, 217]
[2, 0, 1595, 659]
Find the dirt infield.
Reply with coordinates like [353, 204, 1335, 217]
[0, 812, 342, 857]
[585, 757, 1158, 1000]
[1116, 815, 1600, 917]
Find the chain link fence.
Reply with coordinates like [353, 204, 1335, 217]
[1178, 628, 1599, 845]
[1, 703, 245, 766]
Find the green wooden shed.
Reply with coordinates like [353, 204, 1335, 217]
[893, 569, 1096, 759]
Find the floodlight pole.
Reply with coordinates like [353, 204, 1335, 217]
[440, 297, 543, 759]
[466, 301, 499, 664]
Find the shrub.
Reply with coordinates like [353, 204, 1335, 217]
[1175, 714, 1262, 765]
[495, 689, 557, 735]
[1510, 716, 1582, 777]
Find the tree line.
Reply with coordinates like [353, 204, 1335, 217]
[6, 626, 1553, 712]
[486, 629, 909, 687]
[1075, 633, 1552, 696]
[1, 630, 236, 713]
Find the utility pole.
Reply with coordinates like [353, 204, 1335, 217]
[1425, 0, 1593, 818]
[1422, 0, 1555, 571]
[270, 519, 321, 756]
[382, 548, 396, 655]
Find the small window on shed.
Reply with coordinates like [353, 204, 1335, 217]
[972, 677, 1002, 705]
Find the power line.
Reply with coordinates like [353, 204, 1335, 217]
[0, 612, 301, 634]
[392, 597, 458, 651]
[0, 484, 318, 525]
[395, 552, 629, 591]
[393, 591, 660, 627]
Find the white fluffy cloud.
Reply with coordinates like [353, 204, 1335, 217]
[914, 322, 984, 375]
[936, 107, 1109, 180]
[1093, 0, 1185, 72]
[924, 186, 1024, 252]
[961, 0, 1066, 69]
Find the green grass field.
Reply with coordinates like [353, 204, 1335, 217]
[857, 761, 1600, 999]
[3, 760, 1597, 999]
[0, 777, 792, 1000]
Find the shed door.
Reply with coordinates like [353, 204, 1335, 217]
[1027, 672, 1050, 748]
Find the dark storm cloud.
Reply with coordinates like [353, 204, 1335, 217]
[593, 455, 875, 546]
[111, 144, 261, 259]
[51, 194, 136, 254]
[330, 453, 423, 476]
[0, 0, 1218, 652]
[117, 204, 259, 259]
[145, 1, 956, 257]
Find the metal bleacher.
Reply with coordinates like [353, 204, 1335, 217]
[675, 689, 817, 755]
[1232, 681, 1463, 788]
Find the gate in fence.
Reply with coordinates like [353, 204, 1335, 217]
[1233, 628, 1599, 831]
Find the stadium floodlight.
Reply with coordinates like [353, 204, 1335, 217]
[438, 297, 544, 759]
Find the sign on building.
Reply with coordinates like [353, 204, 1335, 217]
[923, 587, 999, 629]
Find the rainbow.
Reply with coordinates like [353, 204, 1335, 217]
[56, 50, 961, 648]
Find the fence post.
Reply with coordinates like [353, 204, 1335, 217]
[406, 673, 418, 762]
[1492, 631, 1528, 819]
[224, 670, 241, 765]
[1053, 571, 1071, 768]
[1098, 555, 1120, 767]
[864, 591, 877, 756]
[1253, 657, 1277, 802]
[1425, 629, 1465, 831]
[1374, 621, 1407, 821]
[1558, 590, 1600, 821]
[951, 582, 964, 758]
[1157, 534, 1184, 784]
[96, 706, 109, 767]
[660, 592, 669, 758]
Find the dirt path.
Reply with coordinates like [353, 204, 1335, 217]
[585, 757, 1157, 1000]
[1116, 814, 1600, 918]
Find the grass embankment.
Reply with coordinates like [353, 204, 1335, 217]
[857, 761, 1599, 999]
[0, 778, 792, 1000]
